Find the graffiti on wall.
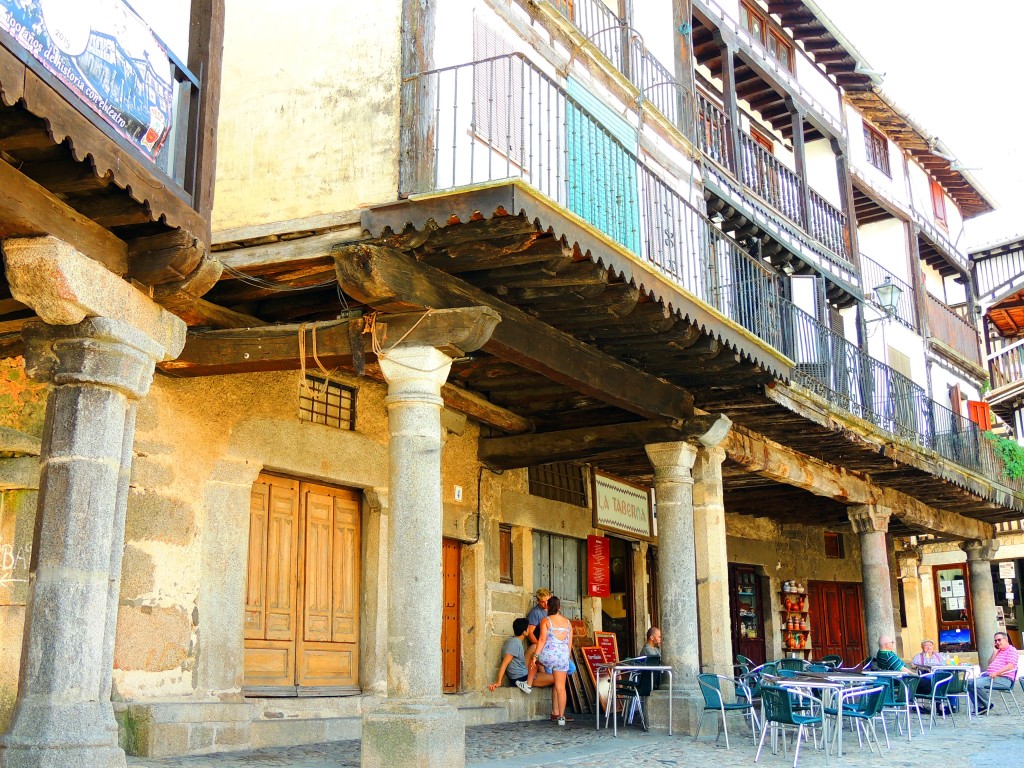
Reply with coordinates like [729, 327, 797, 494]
[0, 541, 30, 589]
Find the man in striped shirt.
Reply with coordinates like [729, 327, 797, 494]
[969, 631, 1018, 713]
[872, 635, 905, 671]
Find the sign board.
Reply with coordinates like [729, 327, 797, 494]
[581, 645, 607, 685]
[0, 0, 173, 161]
[996, 605, 1006, 630]
[592, 469, 654, 541]
[587, 535, 611, 597]
[594, 631, 619, 664]
[999, 561, 1016, 580]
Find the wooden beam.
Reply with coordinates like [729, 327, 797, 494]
[162, 307, 501, 376]
[0, 159, 128, 274]
[479, 415, 731, 469]
[725, 426, 995, 540]
[154, 292, 263, 328]
[334, 244, 694, 422]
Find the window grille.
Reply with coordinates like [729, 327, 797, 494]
[499, 524, 513, 584]
[298, 375, 355, 430]
[528, 462, 588, 507]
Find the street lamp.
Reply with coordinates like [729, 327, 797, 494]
[872, 276, 903, 319]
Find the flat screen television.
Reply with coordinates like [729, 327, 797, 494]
[938, 627, 972, 653]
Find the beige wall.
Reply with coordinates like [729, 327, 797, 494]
[212, 0, 403, 231]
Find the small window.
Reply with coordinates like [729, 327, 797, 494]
[499, 524, 513, 584]
[768, 30, 794, 72]
[824, 531, 845, 559]
[931, 180, 948, 228]
[298, 375, 355, 430]
[528, 462, 588, 507]
[740, 2, 767, 45]
[863, 122, 890, 176]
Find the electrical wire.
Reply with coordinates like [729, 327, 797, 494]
[220, 262, 337, 292]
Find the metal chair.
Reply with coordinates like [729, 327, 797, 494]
[755, 684, 822, 768]
[882, 673, 923, 740]
[824, 685, 887, 756]
[914, 669, 954, 729]
[818, 654, 843, 669]
[777, 658, 809, 672]
[696, 673, 758, 749]
[944, 667, 973, 723]
[975, 673, 1021, 716]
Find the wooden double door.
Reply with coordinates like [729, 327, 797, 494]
[243, 474, 360, 695]
[808, 581, 866, 666]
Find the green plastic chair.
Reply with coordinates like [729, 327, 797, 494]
[823, 684, 887, 756]
[883, 674, 923, 740]
[755, 684, 823, 768]
[914, 669, 954, 729]
[696, 673, 758, 749]
[819, 654, 843, 669]
[777, 658, 808, 672]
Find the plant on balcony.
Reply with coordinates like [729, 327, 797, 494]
[984, 431, 1024, 480]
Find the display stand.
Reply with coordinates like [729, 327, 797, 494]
[779, 589, 812, 657]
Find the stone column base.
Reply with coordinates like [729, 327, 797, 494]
[361, 700, 464, 768]
[0, 701, 125, 768]
[644, 687, 704, 736]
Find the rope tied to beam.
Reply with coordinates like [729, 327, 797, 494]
[298, 321, 339, 399]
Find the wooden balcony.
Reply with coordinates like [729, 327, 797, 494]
[925, 293, 982, 369]
[0, 0, 224, 340]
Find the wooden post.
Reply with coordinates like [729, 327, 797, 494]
[400, 0, 437, 196]
[186, 0, 225, 235]
[789, 100, 811, 231]
[714, 36, 742, 182]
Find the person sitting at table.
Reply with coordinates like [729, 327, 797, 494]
[873, 635, 906, 671]
[641, 626, 661, 659]
[969, 631, 1018, 714]
[488, 617, 553, 694]
[911, 639, 945, 668]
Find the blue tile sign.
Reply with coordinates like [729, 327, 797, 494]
[1, 0, 174, 161]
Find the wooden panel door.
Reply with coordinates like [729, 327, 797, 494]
[808, 580, 865, 666]
[243, 475, 299, 688]
[839, 584, 867, 664]
[441, 539, 461, 692]
[244, 474, 360, 694]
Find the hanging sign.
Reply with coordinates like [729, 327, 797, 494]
[592, 469, 654, 541]
[999, 561, 1015, 580]
[587, 535, 611, 597]
[0, 0, 174, 161]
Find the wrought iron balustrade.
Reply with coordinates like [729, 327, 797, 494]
[629, 38, 694, 139]
[925, 293, 982, 365]
[859, 254, 916, 330]
[555, 0, 627, 73]
[737, 133, 803, 225]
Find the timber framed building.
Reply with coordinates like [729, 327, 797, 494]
[0, 1, 1018, 766]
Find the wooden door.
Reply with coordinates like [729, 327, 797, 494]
[244, 473, 360, 695]
[808, 581, 866, 666]
[441, 539, 461, 692]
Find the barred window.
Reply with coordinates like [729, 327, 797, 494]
[298, 376, 355, 430]
[528, 462, 587, 507]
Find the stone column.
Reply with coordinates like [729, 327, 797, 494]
[362, 345, 463, 768]
[848, 505, 896, 651]
[961, 539, 1000, 668]
[693, 444, 733, 677]
[0, 315, 183, 768]
[644, 441, 701, 734]
[896, 549, 925, 655]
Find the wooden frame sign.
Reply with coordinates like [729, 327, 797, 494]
[594, 631, 619, 663]
[581, 645, 608, 685]
[592, 469, 654, 541]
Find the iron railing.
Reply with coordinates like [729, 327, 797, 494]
[557, 0, 628, 74]
[912, 208, 968, 274]
[629, 38, 694, 140]
[925, 293, 982, 365]
[405, 53, 1022, 491]
[860, 254, 916, 330]
[988, 338, 1024, 391]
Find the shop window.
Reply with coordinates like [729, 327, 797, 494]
[931, 180, 948, 228]
[824, 531, 845, 559]
[933, 563, 975, 653]
[499, 524, 513, 584]
[299, 376, 355, 430]
[863, 122, 890, 176]
[533, 531, 585, 619]
[528, 462, 588, 507]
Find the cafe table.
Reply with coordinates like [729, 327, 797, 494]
[594, 661, 674, 736]
[916, 664, 979, 718]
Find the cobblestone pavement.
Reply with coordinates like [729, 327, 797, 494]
[128, 709, 1023, 768]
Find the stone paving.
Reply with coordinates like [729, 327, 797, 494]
[128, 709, 1023, 768]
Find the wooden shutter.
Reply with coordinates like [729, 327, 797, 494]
[967, 400, 992, 431]
[244, 483, 270, 639]
[950, 384, 963, 416]
[441, 539, 461, 692]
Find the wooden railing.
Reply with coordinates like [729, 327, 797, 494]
[808, 189, 849, 261]
[989, 338, 1024, 391]
[738, 132, 803, 226]
[925, 293, 981, 365]
[695, 90, 733, 169]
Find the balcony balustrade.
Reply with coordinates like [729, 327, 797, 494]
[925, 293, 982, 366]
[988, 338, 1024, 392]
[860, 254, 916, 330]
[738, 132, 804, 226]
[403, 51, 1022, 491]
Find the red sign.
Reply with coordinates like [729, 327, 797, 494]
[588, 535, 611, 597]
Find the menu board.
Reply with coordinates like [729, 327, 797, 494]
[581, 645, 608, 685]
[595, 631, 619, 663]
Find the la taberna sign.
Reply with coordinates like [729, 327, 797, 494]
[592, 470, 654, 541]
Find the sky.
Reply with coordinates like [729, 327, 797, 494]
[812, 0, 1024, 251]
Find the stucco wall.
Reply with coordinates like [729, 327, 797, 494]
[212, 0, 403, 231]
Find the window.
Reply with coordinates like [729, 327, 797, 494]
[472, 18, 526, 168]
[967, 400, 992, 431]
[740, 2, 767, 45]
[931, 180, 948, 228]
[533, 531, 585, 619]
[823, 532, 845, 559]
[750, 126, 774, 154]
[863, 122, 890, 176]
[499, 524, 513, 584]
[741, 3, 794, 71]
[933, 563, 975, 653]
[768, 30, 794, 71]
[299, 376, 355, 430]
[528, 462, 588, 507]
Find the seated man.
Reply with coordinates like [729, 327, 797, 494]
[641, 626, 662, 660]
[873, 635, 905, 671]
[969, 631, 1018, 713]
[488, 618, 553, 694]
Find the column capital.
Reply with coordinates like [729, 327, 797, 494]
[961, 538, 1000, 562]
[22, 317, 177, 401]
[848, 504, 891, 534]
[379, 345, 454, 407]
[646, 441, 698, 484]
[896, 548, 922, 579]
[4, 235, 185, 358]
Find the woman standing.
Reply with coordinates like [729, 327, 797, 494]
[531, 595, 573, 725]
